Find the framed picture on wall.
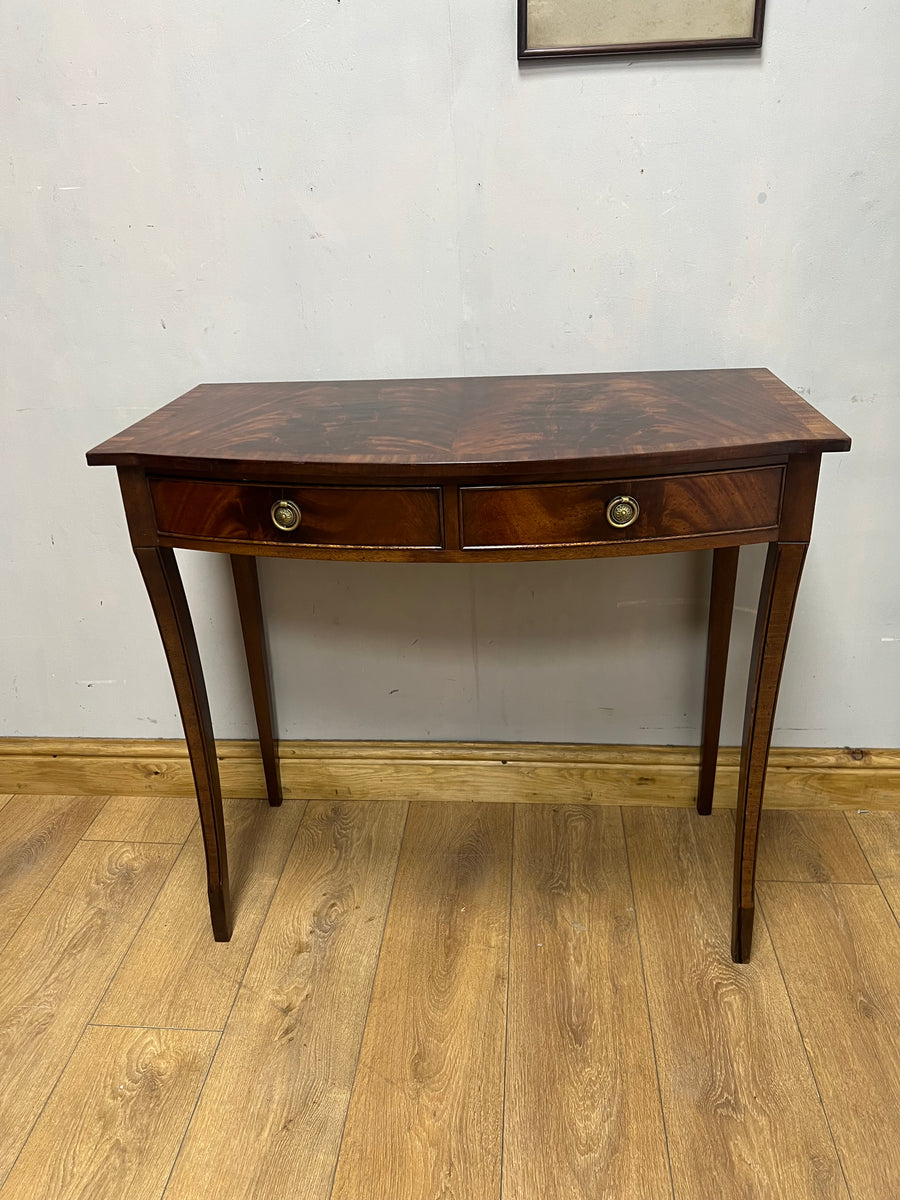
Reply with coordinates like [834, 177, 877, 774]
[518, 0, 766, 60]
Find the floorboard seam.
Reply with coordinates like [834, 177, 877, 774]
[0, 1020, 92, 1191]
[497, 802, 516, 1200]
[153, 801, 297, 1195]
[619, 806, 677, 1200]
[157, 1028, 227, 1199]
[87, 1021, 224, 1033]
[0, 800, 106, 956]
[757, 877, 881, 886]
[0, 837, 177, 1192]
[843, 814, 900, 931]
[755, 891, 854, 1199]
[155, 801, 313, 1199]
[324, 799, 411, 1200]
[81, 835, 197, 845]
[85, 842, 181, 1027]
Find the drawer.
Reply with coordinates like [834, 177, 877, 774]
[150, 478, 444, 549]
[459, 466, 784, 549]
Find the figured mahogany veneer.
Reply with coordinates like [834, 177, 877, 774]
[87, 369, 851, 962]
[151, 479, 444, 550]
[459, 465, 784, 551]
[149, 465, 783, 558]
[88, 368, 849, 482]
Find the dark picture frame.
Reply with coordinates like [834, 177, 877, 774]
[518, 0, 766, 60]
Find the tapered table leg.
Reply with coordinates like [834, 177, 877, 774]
[230, 555, 283, 806]
[732, 541, 808, 962]
[697, 546, 740, 815]
[134, 546, 232, 940]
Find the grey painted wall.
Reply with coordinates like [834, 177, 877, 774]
[2, 0, 898, 746]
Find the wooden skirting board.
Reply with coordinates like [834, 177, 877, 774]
[0, 739, 897, 810]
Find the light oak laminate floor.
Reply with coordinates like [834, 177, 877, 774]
[0, 794, 898, 1200]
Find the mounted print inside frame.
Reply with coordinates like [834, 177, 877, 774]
[518, 0, 766, 59]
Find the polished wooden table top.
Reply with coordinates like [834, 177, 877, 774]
[88, 369, 850, 962]
[87, 368, 850, 481]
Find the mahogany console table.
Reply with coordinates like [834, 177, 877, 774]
[87, 369, 850, 961]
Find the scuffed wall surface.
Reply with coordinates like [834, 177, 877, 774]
[2, 0, 897, 744]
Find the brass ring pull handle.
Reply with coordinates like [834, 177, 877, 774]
[271, 499, 302, 532]
[606, 495, 640, 529]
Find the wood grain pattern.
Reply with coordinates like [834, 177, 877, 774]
[9, 737, 894, 770]
[3, 739, 897, 808]
[331, 802, 512, 1200]
[83, 794, 198, 843]
[0, 794, 106, 951]
[94, 799, 305, 1031]
[847, 811, 900, 921]
[756, 811, 874, 883]
[0, 1025, 218, 1200]
[504, 805, 671, 1200]
[624, 808, 848, 1200]
[460, 466, 782, 549]
[163, 800, 407, 1200]
[1, 796, 899, 1195]
[153, 478, 443, 548]
[760, 881, 900, 1200]
[86, 370, 850, 482]
[0, 841, 177, 1186]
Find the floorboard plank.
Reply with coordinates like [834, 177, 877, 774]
[623, 808, 848, 1200]
[83, 795, 198, 844]
[162, 800, 407, 1200]
[756, 811, 873, 883]
[4, 796, 899, 1196]
[331, 802, 512, 1200]
[846, 812, 900, 922]
[0, 1025, 218, 1200]
[0, 841, 177, 1186]
[504, 805, 671, 1200]
[0, 794, 107, 952]
[760, 881, 900, 1200]
[94, 799, 305, 1030]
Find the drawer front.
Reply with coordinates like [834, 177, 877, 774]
[151, 479, 444, 549]
[459, 466, 783, 549]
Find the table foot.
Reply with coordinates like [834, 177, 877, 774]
[209, 886, 234, 941]
[731, 905, 755, 962]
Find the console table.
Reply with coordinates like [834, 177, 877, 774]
[87, 369, 850, 961]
